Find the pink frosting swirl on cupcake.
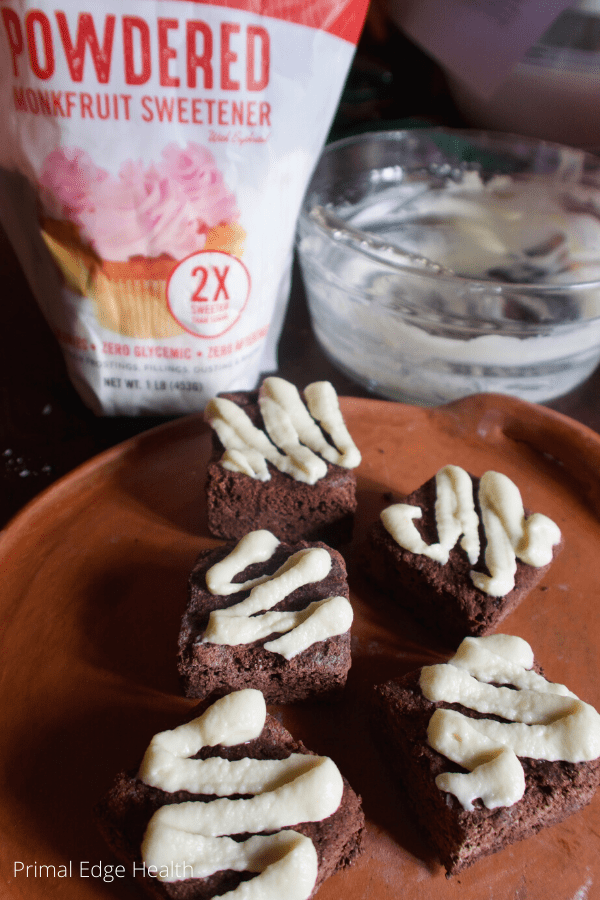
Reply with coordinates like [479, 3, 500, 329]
[77, 160, 203, 261]
[160, 142, 239, 231]
[39, 143, 241, 261]
[39, 148, 108, 219]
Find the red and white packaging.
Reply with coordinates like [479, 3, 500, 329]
[0, 0, 367, 414]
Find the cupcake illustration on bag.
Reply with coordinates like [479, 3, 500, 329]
[39, 143, 245, 339]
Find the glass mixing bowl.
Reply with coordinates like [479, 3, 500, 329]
[296, 128, 600, 405]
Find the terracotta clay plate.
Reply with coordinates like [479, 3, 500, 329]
[1, 393, 600, 900]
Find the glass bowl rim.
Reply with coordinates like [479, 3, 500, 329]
[298, 126, 600, 297]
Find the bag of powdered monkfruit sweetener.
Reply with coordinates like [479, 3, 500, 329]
[0, 0, 368, 414]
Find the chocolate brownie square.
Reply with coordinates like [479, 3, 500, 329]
[95, 690, 364, 900]
[204, 378, 360, 545]
[363, 466, 562, 646]
[178, 531, 353, 703]
[372, 635, 600, 875]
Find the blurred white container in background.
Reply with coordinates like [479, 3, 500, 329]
[389, 0, 600, 152]
[447, 1, 600, 153]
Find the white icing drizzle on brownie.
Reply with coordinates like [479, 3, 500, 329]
[202, 530, 353, 659]
[204, 377, 361, 484]
[380, 465, 561, 597]
[206, 530, 281, 596]
[419, 635, 600, 811]
[472, 471, 561, 596]
[138, 690, 343, 899]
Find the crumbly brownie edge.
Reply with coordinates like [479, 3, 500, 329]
[204, 389, 357, 546]
[178, 540, 352, 703]
[178, 635, 352, 704]
[206, 461, 356, 545]
[362, 474, 561, 645]
[95, 712, 365, 899]
[372, 670, 600, 876]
